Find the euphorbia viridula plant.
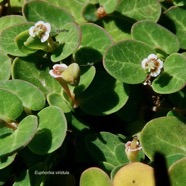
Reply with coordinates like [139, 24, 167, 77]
[0, 0, 185, 186]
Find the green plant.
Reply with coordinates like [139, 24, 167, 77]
[0, 0, 186, 185]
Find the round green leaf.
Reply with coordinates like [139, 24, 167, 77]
[0, 51, 11, 81]
[51, 22, 81, 62]
[77, 71, 129, 115]
[117, 0, 161, 22]
[28, 106, 67, 155]
[101, 15, 133, 42]
[165, 7, 186, 49]
[152, 53, 186, 94]
[74, 23, 113, 65]
[169, 157, 186, 186]
[140, 116, 186, 160]
[132, 20, 180, 54]
[82, 3, 98, 22]
[46, 0, 86, 24]
[0, 115, 38, 157]
[86, 132, 126, 166]
[23, 0, 74, 31]
[0, 23, 33, 56]
[80, 167, 112, 186]
[0, 80, 45, 111]
[0, 15, 25, 33]
[78, 24, 112, 52]
[0, 89, 23, 122]
[73, 66, 96, 95]
[47, 93, 72, 113]
[12, 56, 61, 95]
[103, 40, 155, 84]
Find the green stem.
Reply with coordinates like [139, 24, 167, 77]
[56, 78, 78, 108]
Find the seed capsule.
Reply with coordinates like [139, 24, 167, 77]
[61, 63, 80, 86]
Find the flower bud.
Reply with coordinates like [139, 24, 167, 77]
[61, 63, 80, 86]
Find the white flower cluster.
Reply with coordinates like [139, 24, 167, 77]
[29, 21, 51, 43]
[141, 54, 163, 77]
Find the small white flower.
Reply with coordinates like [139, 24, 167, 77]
[141, 54, 163, 77]
[49, 64, 67, 78]
[29, 21, 51, 43]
